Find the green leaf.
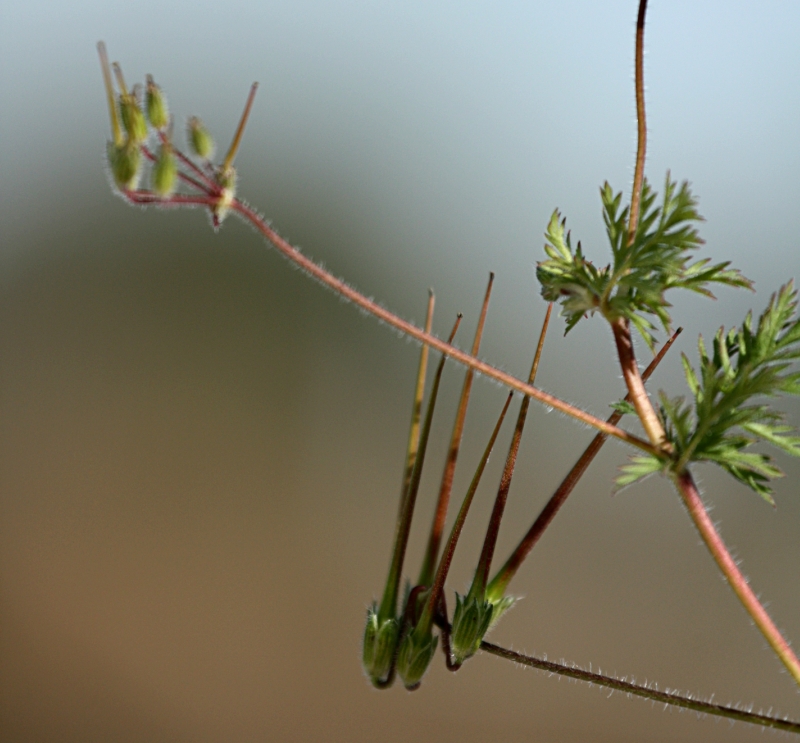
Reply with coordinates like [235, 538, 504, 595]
[616, 454, 664, 489]
[610, 400, 637, 416]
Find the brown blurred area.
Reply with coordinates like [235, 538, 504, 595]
[1, 173, 799, 743]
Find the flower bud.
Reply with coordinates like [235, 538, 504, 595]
[362, 606, 399, 686]
[188, 116, 214, 159]
[107, 139, 142, 191]
[395, 630, 438, 690]
[119, 89, 148, 144]
[152, 143, 177, 197]
[145, 75, 169, 130]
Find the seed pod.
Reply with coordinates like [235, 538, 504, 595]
[152, 143, 177, 197]
[449, 594, 494, 665]
[362, 606, 399, 687]
[395, 630, 438, 690]
[145, 75, 169, 130]
[107, 139, 142, 191]
[119, 89, 148, 144]
[188, 116, 214, 160]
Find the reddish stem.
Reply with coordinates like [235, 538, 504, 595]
[674, 470, 800, 686]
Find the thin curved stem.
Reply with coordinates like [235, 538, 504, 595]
[674, 470, 800, 687]
[230, 198, 659, 457]
[628, 0, 648, 244]
[478, 638, 800, 735]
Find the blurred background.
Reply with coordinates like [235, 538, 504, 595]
[2, 1, 799, 741]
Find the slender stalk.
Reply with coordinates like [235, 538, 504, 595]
[397, 292, 435, 521]
[470, 303, 552, 597]
[97, 42, 122, 147]
[377, 316, 461, 622]
[627, 0, 648, 245]
[611, 0, 800, 690]
[418, 275, 495, 587]
[229, 197, 658, 455]
[476, 637, 800, 735]
[611, 317, 670, 450]
[415, 392, 514, 637]
[487, 328, 681, 600]
[674, 470, 800, 686]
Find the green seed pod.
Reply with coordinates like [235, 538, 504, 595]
[449, 593, 495, 666]
[395, 630, 438, 690]
[362, 606, 399, 687]
[212, 166, 237, 226]
[145, 75, 169, 130]
[107, 139, 142, 191]
[188, 116, 214, 159]
[119, 90, 148, 144]
[152, 143, 177, 197]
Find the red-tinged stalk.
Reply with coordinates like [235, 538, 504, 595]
[417, 274, 495, 587]
[413, 392, 514, 639]
[397, 292, 435, 521]
[377, 316, 461, 624]
[469, 303, 552, 601]
[487, 328, 681, 601]
[611, 0, 800, 689]
[231, 198, 657, 453]
[673, 470, 800, 687]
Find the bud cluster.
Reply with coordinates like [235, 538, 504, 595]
[97, 43, 258, 227]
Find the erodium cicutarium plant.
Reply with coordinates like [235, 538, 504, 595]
[96, 0, 800, 734]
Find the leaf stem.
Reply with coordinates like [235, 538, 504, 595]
[673, 469, 800, 687]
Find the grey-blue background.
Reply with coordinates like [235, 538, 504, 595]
[2, 1, 799, 741]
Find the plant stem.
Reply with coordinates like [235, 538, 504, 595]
[627, 0, 648, 245]
[475, 636, 800, 735]
[611, 317, 670, 450]
[487, 327, 682, 600]
[418, 275, 494, 587]
[470, 303, 552, 598]
[228, 198, 658, 455]
[674, 470, 800, 687]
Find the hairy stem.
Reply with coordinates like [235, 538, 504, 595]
[674, 470, 800, 687]
[229, 198, 657, 455]
[628, 0, 648, 244]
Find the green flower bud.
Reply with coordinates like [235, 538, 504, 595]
[395, 629, 438, 690]
[145, 75, 169, 130]
[212, 166, 237, 226]
[362, 605, 399, 687]
[188, 116, 214, 159]
[449, 593, 495, 665]
[152, 143, 177, 197]
[107, 139, 142, 191]
[119, 89, 148, 145]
